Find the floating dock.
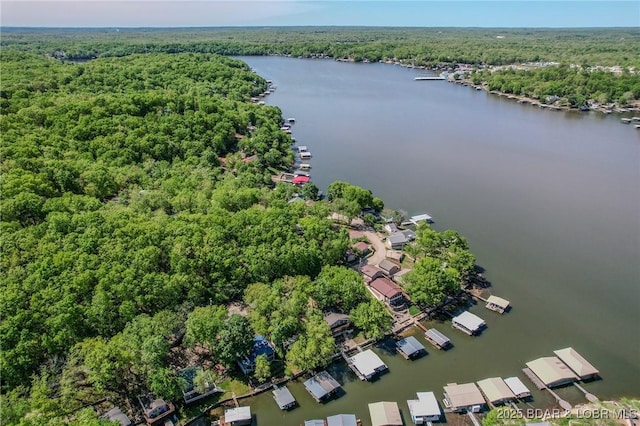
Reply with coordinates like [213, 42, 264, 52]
[415, 76, 445, 81]
[424, 328, 452, 350]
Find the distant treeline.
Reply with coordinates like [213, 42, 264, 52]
[2, 27, 639, 67]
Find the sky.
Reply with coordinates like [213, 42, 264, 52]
[1, 0, 639, 28]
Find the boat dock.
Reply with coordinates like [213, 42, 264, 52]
[414, 76, 445, 81]
[522, 368, 546, 390]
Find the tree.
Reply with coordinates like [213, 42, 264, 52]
[217, 314, 254, 367]
[350, 300, 392, 340]
[403, 257, 460, 307]
[311, 266, 367, 312]
[150, 368, 187, 401]
[285, 310, 335, 372]
[253, 354, 272, 383]
[184, 305, 228, 349]
[193, 368, 219, 394]
[300, 183, 319, 201]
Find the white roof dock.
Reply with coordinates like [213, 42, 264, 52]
[476, 377, 516, 405]
[350, 350, 388, 380]
[327, 414, 358, 426]
[272, 386, 296, 410]
[407, 392, 441, 423]
[504, 376, 531, 399]
[304, 421, 325, 426]
[553, 347, 599, 380]
[443, 383, 486, 412]
[452, 311, 486, 335]
[425, 328, 451, 349]
[485, 295, 510, 313]
[304, 371, 341, 402]
[224, 406, 251, 425]
[409, 213, 433, 224]
[369, 401, 402, 426]
[298, 145, 308, 152]
[396, 336, 426, 359]
[526, 357, 578, 388]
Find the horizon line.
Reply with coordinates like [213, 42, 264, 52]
[2, 25, 637, 29]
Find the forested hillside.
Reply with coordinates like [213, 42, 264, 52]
[0, 52, 367, 424]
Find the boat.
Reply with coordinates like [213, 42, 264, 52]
[621, 118, 632, 124]
[299, 152, 312, 160]
[298, 163, 311, 170]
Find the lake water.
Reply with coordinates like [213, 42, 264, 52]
[235, 56, 640, 425]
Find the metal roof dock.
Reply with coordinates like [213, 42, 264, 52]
[553, 347, 599, 380]
[443, 382, 486, 413]
[476, 377, 516, 406]
[485, 295, 510, 314]
[272, 386, 296, 410]
[504, 376, 532, 399]
[396, 336, 427, 360]
[452, 311, 486, 336]
[368, 401, 402, 426]
[350, 350, 388, 381]
[424, 328, 452, 350]
[303, 371, 341, 402]
[326, 414, 358, 426]
[525, 357, 579, 388]
[224, 406, 251, 426]
[407, 391, 442, 424]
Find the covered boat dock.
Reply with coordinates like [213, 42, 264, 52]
[452, 311, 486, 336]
[407, 392, 442, 424]
[485, 295, 510, 314]
[525, 357, 579, 388]
[476, 377, 516, 406]
[272, 386, 296, 410]
[443, 383, 485, 413]
[396, 336, 427, 360]
[368, 401, 402, 426]
[350, 350, 388, 381]
[553, 347, 599, 380]
[304, 371, 341, 402]
[424, 328, 451, 350]
[504, 376, 532, 399]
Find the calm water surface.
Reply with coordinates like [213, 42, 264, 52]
[236, 57, 640, 425]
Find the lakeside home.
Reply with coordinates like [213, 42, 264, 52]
[137, 393, 175, 425]
[368, 277, 406, 310]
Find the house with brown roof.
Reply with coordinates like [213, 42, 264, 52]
[378, 259, 401, 276]
[353, 241, 372, 255]
[368, 277, 406, 310]
[324, 312, 352, 337]
[361, 265, 385, 283]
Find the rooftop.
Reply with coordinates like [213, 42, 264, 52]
[452, 311, 486, 331]
[486, 295, 510, 309]
[304, 421, 325, 426]
[326, 414, 358, 426]
[503, 376, 531, 398]
[369, 277, 403, 298]
[476, 377, 516, 403]
[443, 382, 486, 409]
[368, 401, 402, 426]
[396, 336, 426, 357]
[350, 350, 387, 378]
[425, 328, 451, 347]
[224, 406, 251, 422]
[378, 259, 399, 273]
[553, 347, 599, 378]
[324, 312, 350, 328]
[304, 371, 341, 400]
[361, 264, 384, 279]
[353, 241, 371, 252]
[407, 391, 441, 419]
[387, 232, 409, 245]
[272, 386, 296, 409]
[526, 357, 578, 387]
[410, 213, 433, 223]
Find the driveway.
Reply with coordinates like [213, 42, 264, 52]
[363, 230, 387, 266]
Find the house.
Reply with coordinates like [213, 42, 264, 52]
[396, 336, 427, 360]
[407, 392, 442, 424]
[326, 414, 358, 426]
[384, 223, 398, 234]
[272, 386, 296, 410]
[238, 336, 276, 375]
[402, 229, 416, 241]
[368, 277, 405, 310]
[224, 406, 252, 426]
[451, 311, 486, 335]
[137, 393, 175, 425]
[386, 232, 409, 249]
[504, 376, 532, 399]
[350, 349, 388, 380]
[442, 382, 486, 413]
[100, 407, 132, 426]
[353, 241, 371, 255]
[378, 259, 400, 276]
[553, 347, 599, 380]
[348, 229, 364, 239]
[361, 265, 385, 283]
[324, 312, 351, 337]
[476, 377, 516, 406]
[368, 401, 402, 426]
[304, 371, 341, 402]
[526, 357, 579, 388]
[179, 366, 222, 404]
[386, 250, 404, 262]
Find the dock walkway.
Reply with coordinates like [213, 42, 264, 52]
[340, 351, 366, 381]
[522, 368, 546, 390]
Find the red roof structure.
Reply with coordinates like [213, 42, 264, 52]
[292, 175, 310, 185]
[369, 277, 403, 299]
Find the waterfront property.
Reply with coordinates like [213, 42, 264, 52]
[424, 328, 452, 350]
[300, 151, 312, 160]
[368, 277, 406, 310]
[327, 414, 358, 426]
[350, 349, 389, 381]
[137, 393, 175, 425]
[304, 371, 342, 402]
[451, 311, 486, 335]
[353, 241, 372, 255]
[476, 377, 516, 406]
[293, 175, 311, 184]
[324, 312, 352, 337]
[361, 264, 385, 283]
[396, 336, 427, 360]
[384, 223, 399, 234]
[443, 383, 486, 413]
[408, 213, 433, 224]
[238, 336, 275, 375]
[503, 376, 532, 399]
[386, 232, 410, 250]
[368, 401, 402, 426]
[223, 406, 252, 426]
[179, 366, 223, 404]
[525, 357, 579, 388]
[485, 295, 510, 314]
[553, 347, 599, 381]
[272, 386, 296, 410]
[407, 392, 442, 424]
